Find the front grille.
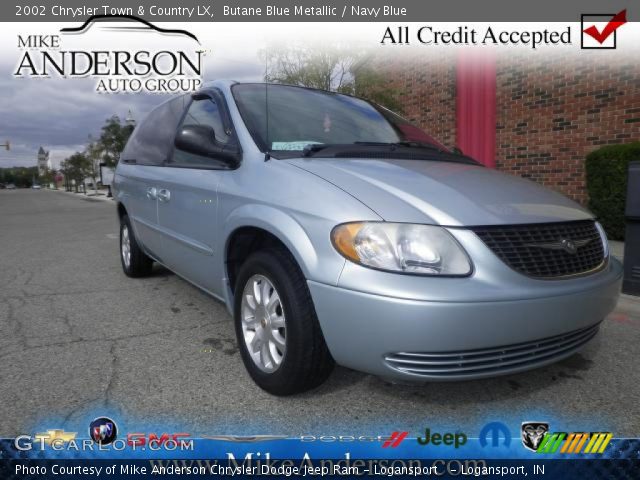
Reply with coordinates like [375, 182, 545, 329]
[384, 323, 600, 378]
[471, 220, 605, 278]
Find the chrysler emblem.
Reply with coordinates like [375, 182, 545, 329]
[560, 239, 577, 254]
[524, 237, 592, 254]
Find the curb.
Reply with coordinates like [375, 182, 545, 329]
[46, 188, 115, 203]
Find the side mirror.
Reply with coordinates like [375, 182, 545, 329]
[174, 125, 240, 168]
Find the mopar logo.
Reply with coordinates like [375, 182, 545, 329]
[479, 422, 512, 448]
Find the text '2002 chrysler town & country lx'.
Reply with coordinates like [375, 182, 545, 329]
[114, 80, 622, 395]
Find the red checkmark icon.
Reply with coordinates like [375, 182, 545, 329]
[583, 9, 627, 44]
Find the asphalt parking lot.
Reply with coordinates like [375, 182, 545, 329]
[1, 189, 639, 438]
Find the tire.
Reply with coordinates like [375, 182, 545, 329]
[233, 246, 334, 395]
[119, 214, 153, 278]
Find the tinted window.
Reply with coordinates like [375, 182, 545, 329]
[121, 95, 186, 166]
[171, 99, 231, 167]
[183, 99, 229, 145]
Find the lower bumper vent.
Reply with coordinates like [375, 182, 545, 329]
[384, 323, 600, 379]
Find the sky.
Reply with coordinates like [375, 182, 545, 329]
[0, 21, 266, 169]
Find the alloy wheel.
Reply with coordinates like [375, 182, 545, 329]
[121, 225, 131, 268]
[240, 274, 287, 372]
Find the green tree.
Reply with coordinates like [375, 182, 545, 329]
[95, 115, 133, 168]
[39, 167, 56, 188]
[0, 166, 38, 187]
[263, 43, 402, 111]
[58, 160, 70, 191]
[85, 137, 102, 193]
[65, 152, 91, 193]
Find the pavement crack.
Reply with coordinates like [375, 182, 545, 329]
[104, 341, 119, 408]
[2, 297, 28, 353]
[0, 322, 212, 360]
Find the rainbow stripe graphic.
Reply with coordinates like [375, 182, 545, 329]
[537, 432, 613, 454]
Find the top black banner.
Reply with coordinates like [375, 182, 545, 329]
[5, 0, 639, 22]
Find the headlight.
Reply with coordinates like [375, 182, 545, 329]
[331, 222, 472, 276]
[595, 221, 610, 258]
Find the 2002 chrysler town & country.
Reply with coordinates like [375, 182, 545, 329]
[113, 80, 622, 395]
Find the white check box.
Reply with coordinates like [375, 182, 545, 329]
[581, 13, 619, 49]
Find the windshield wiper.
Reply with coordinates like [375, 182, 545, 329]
[391, 141, 445, 153]
[302, 141, 445, 158]
[302, 143, 334, 157]
[357, 141, 447, 154]
[302, 142, 394, 157]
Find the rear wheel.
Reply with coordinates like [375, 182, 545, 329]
[120, 214, 153, 277]
[233, 246, 334, 395]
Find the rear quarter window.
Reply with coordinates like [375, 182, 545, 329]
[121, 95, 186, 166]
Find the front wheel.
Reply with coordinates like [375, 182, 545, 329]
[233, 247, 334, 395]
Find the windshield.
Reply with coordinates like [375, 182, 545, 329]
[231, 84, 447, 155]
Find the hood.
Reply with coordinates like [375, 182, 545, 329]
[286, 158, 593, 226]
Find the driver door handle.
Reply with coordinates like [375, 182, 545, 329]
[146, 187, 157, 200]
[157, 189, 171, 203]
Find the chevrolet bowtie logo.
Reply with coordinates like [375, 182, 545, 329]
[524, 238, 592, 254]
[34, 430, 77, 445]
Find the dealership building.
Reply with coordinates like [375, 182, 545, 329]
[383, 50, 640, 205]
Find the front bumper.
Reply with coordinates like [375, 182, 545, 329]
[308, 257, 622, 381]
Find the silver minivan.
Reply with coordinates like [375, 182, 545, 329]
[114, 80, 622, 395]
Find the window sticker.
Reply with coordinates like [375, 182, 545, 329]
[271, 141, 322, 150]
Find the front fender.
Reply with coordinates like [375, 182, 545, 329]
[224, 204, 316, 277]
[222, 204, 346, 285]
